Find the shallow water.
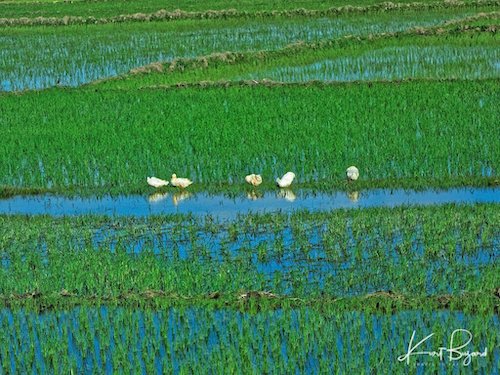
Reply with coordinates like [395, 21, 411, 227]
[0, 187, 498, 218]
[0, 306, 497, 374]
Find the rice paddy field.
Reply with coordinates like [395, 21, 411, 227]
[0, 0, 499, 373]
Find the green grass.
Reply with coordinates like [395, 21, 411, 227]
[0, 79, 498, 192]
[0, 204, 498, 303]
[1, 6, 496, 90]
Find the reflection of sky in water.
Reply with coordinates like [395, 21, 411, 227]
[0, 9, 483, 91]
[240, 46, 500, 82]
[0, 187, 498, 218]
[0, 307, 497, 374]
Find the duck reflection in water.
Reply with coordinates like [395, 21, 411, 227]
[148, 192, 169, 203]
[173, 191, 192, 206]
[247, 190, 263, 200]
[347, 191, 360, 203]
[277, 189, 296, 202]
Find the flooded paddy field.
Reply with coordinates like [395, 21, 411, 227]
[0, 204, 497, 299]
[0, 306, 498, 374]
[1, 0, 498, 372]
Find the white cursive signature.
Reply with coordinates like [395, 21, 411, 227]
[398, 329, 488, 366]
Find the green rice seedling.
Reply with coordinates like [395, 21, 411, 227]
[2, 306, 497, 373]
[0, 79, 498, 191]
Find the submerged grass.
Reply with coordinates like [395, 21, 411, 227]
[0, 306, 498, 373]
[0, 204, 498, 305]
[0, 79, 498, 191]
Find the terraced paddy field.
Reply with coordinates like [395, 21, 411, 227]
[100, 27, 500, 88]
[0, 0, 499, 372]
[1, 5, 499, 90]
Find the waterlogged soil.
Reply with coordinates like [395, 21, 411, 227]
[0, 187, 498, 218]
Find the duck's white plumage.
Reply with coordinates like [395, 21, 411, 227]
[276, 172, 295, 188]
[147, 176, 169, 188]
[245, 174, 263, 187]
[346, 166, 359, 181]
[170, 174, 193, 188]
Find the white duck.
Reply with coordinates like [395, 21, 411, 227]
[245, 174, 263, 187]
[147, 176, 169, 188]
[346, 166, 359, 181]
[170, 173, 193, 189]
[276, 172, 295, 188]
